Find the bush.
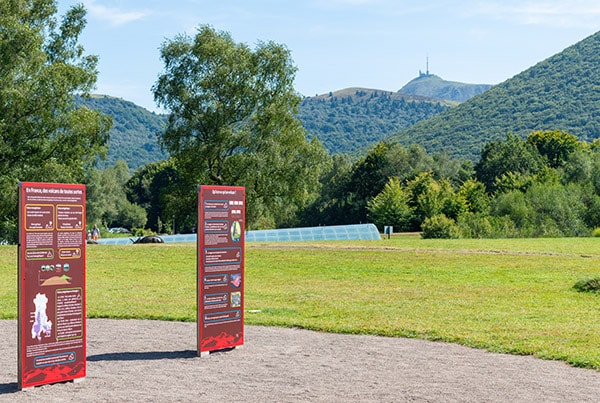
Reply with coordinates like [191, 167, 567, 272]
[593, 228, 600, 237]
[457, 212, 493, 238]
[573, 277, 600, 294]
[421, 214, 460, 239]
[131, 228, 156, 237]
[488, 215, 521, 238]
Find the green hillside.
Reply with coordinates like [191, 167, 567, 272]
[298, 88, 454, 154]
[392, 31, 600, 161]
[80, 90, 452, 168]
[398, 74, 492, 102]
[77, 95, 168, 170]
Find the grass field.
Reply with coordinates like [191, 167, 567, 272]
[2, 235, 600, 369]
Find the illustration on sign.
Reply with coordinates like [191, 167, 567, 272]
[31, 293, 52, 341]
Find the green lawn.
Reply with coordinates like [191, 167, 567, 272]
[2, 235, 600, 369]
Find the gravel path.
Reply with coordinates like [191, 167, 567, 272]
[1, 319, 599, 402]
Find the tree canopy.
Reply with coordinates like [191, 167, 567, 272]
[0, 0, 111, 242]
[152, 25, 328, 229]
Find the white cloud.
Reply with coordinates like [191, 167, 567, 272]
[475, 1, 600, 28]
[85, 0, 149, 26]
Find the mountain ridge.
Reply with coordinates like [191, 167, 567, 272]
[297, 87, 454, 154]
[398, 74, 493, 102]
[82, 78, 470, 166]
[77, 95, 168, 170]
[79, 73, 502, 167]
[390, 30, 600, 161]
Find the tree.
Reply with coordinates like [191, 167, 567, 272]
[367, 177, 414, 232]
[457, 179, 489, 214]
[405, 172, 466, 225]
[126, 159, 186, 233]
[336, 142, 438, 225]
[85, 161, 147, 230]
[353, 142, 394, 193]
[298, 154, 350, 227]
[526, 129, 581, 168]
[303, 141, 472, 228]
[152, 25, 327, 229]
[490, 190, 531, 235]
[475, 133, 544, 193]
[0, 1, 111, 242]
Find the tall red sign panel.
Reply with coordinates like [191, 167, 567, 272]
[197, 186, 245, 355]
[18, 182, 86, 389]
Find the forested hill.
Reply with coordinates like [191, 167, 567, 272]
[391, 30, 600, 161]
[79, 74, 493, 169]
[398, 74, 492, 102]
[80, 90, 453, 168]
[297, 88, 455, 154]
[77, 95, 168, 170]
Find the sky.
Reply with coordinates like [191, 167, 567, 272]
[57, 0, 600, 113]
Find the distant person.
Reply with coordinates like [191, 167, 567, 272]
[92, 224, 100, 241]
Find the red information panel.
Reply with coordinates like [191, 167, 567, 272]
[198, 185, 245, 355]
[18, 182, 86, 389]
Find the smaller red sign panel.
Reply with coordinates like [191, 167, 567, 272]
[198, 185, 245, 354]
[18, 182, 86, 389]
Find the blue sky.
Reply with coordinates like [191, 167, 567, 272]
[57, 0, 600, 112]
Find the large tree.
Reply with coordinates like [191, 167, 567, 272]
[152, 25, 327, 229]
[0, 0, 111, 242]
[126, 159, 184, 233]
[474, 133, 544, 193]
[526, 129, 582, 169]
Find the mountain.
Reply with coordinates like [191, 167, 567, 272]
[77, 95, 168, 170]
[391, 31, 600, 161]
[297, 88, 455, 154]
[398, 73, 492, 102]
[78, 71, 497, 169]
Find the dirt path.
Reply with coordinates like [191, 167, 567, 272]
[1, 319, 599, 402]
[248, 243, 599, 259]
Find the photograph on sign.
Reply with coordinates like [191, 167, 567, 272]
[18, 182, 87, 389]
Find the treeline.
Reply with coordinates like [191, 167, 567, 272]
[327, 129, 600, 238]
[298, 90, 450, 154]
[86, 129, 600, 239]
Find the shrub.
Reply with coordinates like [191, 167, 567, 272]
[131, 228, 156, 237]
[457, 212, 493, 238]
[593, 228, 600, 237]
[421, 214, 460, 239]
[573, 277, 600, 294]
[488, 215, 521, 238]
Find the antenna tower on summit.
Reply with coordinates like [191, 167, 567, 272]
[419, 55, 431, 77]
